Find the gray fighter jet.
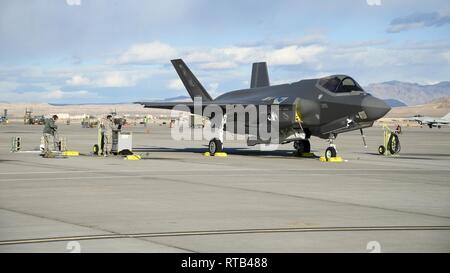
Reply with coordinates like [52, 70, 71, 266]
[408, 112, 450, 128]
[136, 59, 391, 159]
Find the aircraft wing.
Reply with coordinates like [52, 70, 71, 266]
[135, 101, 244, 114]
[135, 102, 191, 110]
[433, 122, 450, 126]
[436, 119, 450, 124]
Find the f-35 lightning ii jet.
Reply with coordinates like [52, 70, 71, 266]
[136, 59, 391, 159]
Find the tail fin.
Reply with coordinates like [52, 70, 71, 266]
[250, 62, 270, 88]
[443, 112, 450, 120]
[171, 59, 213, 101]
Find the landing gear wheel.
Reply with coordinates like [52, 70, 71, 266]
[93, 144, 99, 155]
[294, 140, 311, 154]
[303, 140, 311, 153]
[208, 138, 223, 155]
[378, 145, 386, 155]
[325, 147, 337, 160]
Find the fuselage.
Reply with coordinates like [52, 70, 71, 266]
[213, 76, 390, 139]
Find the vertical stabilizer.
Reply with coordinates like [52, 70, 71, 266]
[171, 59, 213, 101]
[250, 62, 270, 88]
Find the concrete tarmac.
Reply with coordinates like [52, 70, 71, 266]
[0, 122, 449, 252]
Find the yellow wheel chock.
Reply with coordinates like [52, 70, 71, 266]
[203, 152, 227, 157]
[296, 152, 316, 157]
[124, 154, 141, 160]
[319, 156, 344, 162]
[62, 151, 80, 156]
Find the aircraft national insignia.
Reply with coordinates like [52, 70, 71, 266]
[262, 97, 274, 101]
[273, 97, 288, 104]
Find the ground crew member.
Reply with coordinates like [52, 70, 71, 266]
[143, 115, 150, 134]
[42, 115, 59, 157]
[101, 115, 115, 156]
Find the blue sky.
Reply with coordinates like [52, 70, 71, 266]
[1, 0, 449, 103]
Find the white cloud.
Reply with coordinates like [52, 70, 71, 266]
[113, 41, 178, 65]
[0, 81, 20, 92]
[198, 61, 237, 69]
[366, 0, 381, 6]
[95, 72, 133, 87]
[66, 75, 91, 85]
[3, 89, 99, 102]
[185, 44, 325, 68]
[387, 12, 450, 33]
[444, 52, 450, 63]
[167, 78, 184, 91]
[95, 71, 154, 87]
[267, 45, 325, 65]
[43, 90, 96, 99]
[66, 0, 81, 6]
[207, 82, 219, 94]
[113, 40, 326, 70]
[64, 69, 165, 88]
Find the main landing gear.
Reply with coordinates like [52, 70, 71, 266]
[294, 139, 311, 154]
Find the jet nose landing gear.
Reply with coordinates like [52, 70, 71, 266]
[320, 134, 344, 162]
[325, 146, 337, 160]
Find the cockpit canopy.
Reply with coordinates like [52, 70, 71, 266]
[318, 75, 364, 93]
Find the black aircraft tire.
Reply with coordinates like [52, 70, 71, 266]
[294, 140, 311, 154]
[93, 144, 99, 155]
[378, 145, 385, 155]
[325, 147, 337, 160]
[303, 140, 311, 153]
[209, 139, 223, 155]
[387, 133, 401, 154]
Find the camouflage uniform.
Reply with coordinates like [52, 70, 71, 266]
[43, 118, 58, 154]
[102, 118, 115, 156]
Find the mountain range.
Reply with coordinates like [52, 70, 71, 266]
[165, 81, 450, 107]
[364, 81, 450, 106]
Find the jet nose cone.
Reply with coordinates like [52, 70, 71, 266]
[362, 96, 391, 121]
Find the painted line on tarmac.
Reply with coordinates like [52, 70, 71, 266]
[1, 225, 449, 246]
[1, 167, 449, 176]
[1, 172, 450, 182]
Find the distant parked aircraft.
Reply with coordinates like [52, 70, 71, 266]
[408, 112, 450, 128]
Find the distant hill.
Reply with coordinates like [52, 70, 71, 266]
[163, 96, 191, 102]
[384, 99, 407, 107]
[365, 81, 450, 106]
[385, 96, 450, 118]
[428, 96, 450, 109]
